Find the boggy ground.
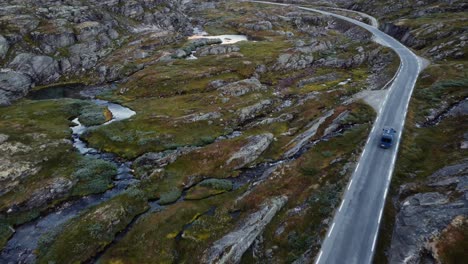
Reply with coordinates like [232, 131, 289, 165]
[0, 0, 398, 263]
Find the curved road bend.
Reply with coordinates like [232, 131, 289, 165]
[250, 1, 425, 263]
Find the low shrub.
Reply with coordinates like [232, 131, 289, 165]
[199, 179, 233, 191]
[71, 157, 117, 196]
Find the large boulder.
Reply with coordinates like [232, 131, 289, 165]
[9, 53, 60, 84]
[0, 70, 32, 105]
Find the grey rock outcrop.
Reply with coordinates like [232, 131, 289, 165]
[9, 53, 60, 84]
[133, 146, 199, 178]
[226, 133, 274, 170]
[218, 78, 266, 97]
[389, 192, 467, 264]
[237, 99, 273, 123]
[0, 142, 38, 196]
[196, 45, 240, 57]
[388, 161, 468, 263]
[274, 53, 314, 71]
[0, 0, 193, 87]
[0, 70, 32, 105]
[174, 38, 223, 58]
[283, 110, 334, 158]
[202, 196, 288, 264]
[22, 177, 74, 211]
[242, 21, 273, 31]
[180, 112, 222, 123]
[249, 113, 294, 128]
[323, 110, 349, 137]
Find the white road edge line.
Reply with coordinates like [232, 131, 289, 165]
[371, 232, 378, 252]
[328, 223, 336, 237]
[339, 199, 345, 212]
[315, 250, 323, 264]
[348, 179, 354, 190]
[378, 207, 384, 224]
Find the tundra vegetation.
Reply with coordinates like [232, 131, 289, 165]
[1, 0, 464, 263]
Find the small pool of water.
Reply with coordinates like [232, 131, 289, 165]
[188, 28, 247, 44]
[27, 83, 86, 100]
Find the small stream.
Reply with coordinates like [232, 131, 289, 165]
[0, 85, 137, 264]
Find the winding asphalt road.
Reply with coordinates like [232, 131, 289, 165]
[251, 1, 425, 263]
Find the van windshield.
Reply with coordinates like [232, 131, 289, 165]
[382, 137, 392, 143]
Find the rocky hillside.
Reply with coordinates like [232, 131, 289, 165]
[4, 0, 464, 263]
[0, 0, 192, 105]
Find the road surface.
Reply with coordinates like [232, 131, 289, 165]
[251, 1, 424, 263]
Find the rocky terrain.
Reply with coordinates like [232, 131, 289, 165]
[0, 0, 465, 263]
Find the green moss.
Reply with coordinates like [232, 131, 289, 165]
[340, 101, 375, 125]
[158, 189, 182, 205]
[37, 189, 149, 264]
[0, 220, 14, 250]
[186, 179, 233, 200]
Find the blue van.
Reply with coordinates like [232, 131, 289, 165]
[380, 127, 396, 149]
